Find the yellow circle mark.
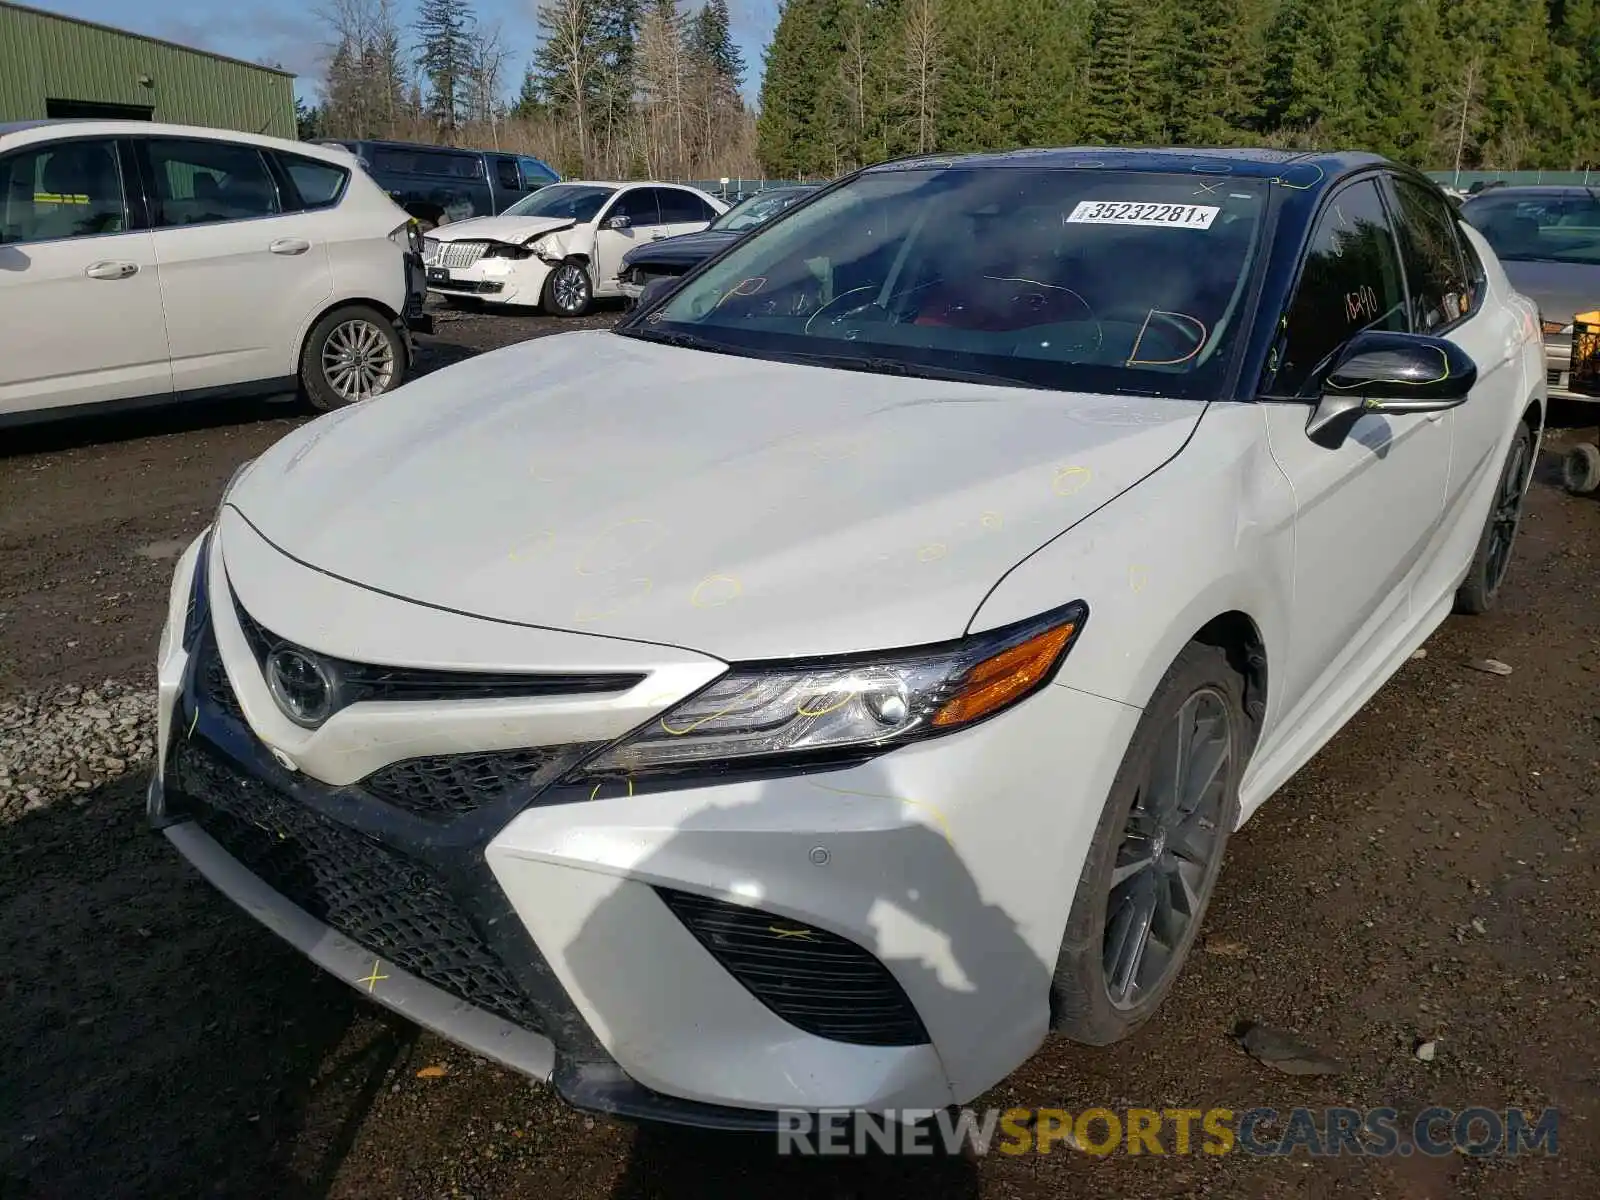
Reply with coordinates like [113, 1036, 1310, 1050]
[980, 511, 1003, 530]
[1129, 564, 1149, 593]
[917, 542, 948, 562]
[508, 529, 555, 562]
[796, 690, 853, 718]
[588, 777, 636, 803]
[660, 687, 760, 735]
[1053, 465, 1093, 496]
[691, 573, 743, 608]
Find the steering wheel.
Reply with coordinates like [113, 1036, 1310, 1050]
[1101, 306, 1209, 366]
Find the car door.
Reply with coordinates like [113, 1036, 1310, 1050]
[592, 187, 662, 294]
[1257, 175, 1454, 729]
[656, 186, 720, 238]
[1382, 174, 1528, 565]
[489, 154, 522, 213]
[0, 135, 171, 417]
[139, 135, 333, 397]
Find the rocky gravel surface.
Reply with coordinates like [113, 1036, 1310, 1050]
[1, 308, 1597, 1199]
[0, 680, 155, 824]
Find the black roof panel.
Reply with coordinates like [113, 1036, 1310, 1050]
[866, 146, 1389, 181]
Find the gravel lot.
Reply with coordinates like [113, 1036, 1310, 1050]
[2, 303, 1598, 1199]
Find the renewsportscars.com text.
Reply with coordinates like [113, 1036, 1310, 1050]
[776, 1106, 1560, 1157]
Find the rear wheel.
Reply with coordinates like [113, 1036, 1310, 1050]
[1454, 422, 1533, 614]
[542, 260, 592, 317]
[300, 304, 406, 412]
[1050, 642, 1246, 1045]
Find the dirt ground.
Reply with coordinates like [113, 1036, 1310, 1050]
[2, 304, 1598, 1199]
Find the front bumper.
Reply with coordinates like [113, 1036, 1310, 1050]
[150, 527, 1140, 1125]
[424, 252, 550, 308]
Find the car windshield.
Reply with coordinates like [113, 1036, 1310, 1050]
[622, 166, 1268, 398]
[712, 189, 813, 232]
[1461, 191, 1600, 265]
[503, 183, 616, 223]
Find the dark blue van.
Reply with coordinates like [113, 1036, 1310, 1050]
[316, 138, 560, 229]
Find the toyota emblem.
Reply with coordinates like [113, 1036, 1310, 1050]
[266, 647, 334, 727]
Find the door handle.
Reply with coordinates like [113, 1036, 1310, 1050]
[269, 238, 312, 255]
[84, 260, 138, 280]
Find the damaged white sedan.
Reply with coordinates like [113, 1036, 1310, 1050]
[422, 181, 727, 316]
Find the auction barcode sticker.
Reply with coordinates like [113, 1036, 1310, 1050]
[1066, 201, 1220, 229]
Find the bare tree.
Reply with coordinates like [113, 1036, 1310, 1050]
[468, 20, 510, 144]
[900, 0, 943, 155]
[535, 0, 603, 171]
[1449, 55, 1483, 185]
[637, 5, 688, 176]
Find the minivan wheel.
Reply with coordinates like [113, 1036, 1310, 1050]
[301, 304, 406, 411]
[1454, 422, 1533, 614]
[1050, 642, 1245, 1046]
[543, 260, 592, 317]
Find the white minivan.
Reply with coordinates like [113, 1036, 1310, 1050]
[0, 119, 431, 427]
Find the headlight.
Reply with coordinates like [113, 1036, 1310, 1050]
[577, 602, 1087, 778]
[483, 241, 533, 260]
[529, 234, 563, 262]
[421, 236, 440, 264]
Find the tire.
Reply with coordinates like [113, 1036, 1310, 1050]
[542, 260, 593, 317]
[1454, 422, 1534, 615]
[1050, 642, 1247, 1046]
[299, 304, 407, 412]
[1562, 442, 1600, 496]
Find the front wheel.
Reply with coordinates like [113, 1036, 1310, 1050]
[1050, 642, 1246, 1045]
[300, 304, 406, 412]
[1454, 422, 1533, 614]
[542, 260, 593, 317]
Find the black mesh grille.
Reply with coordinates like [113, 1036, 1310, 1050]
[657, 888, 929, 1047]
[362, 749, 560, 817]
[200, 646, 247, 726]
[169, 739, 541, 1031]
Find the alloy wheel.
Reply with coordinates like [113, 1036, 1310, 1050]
[321, 319, 396, 401]
[553, 264, 589, 314]
[1103, 688, 1232, 1009]
[1485, 433, 1531, 591]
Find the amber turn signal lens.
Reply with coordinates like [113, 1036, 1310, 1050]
[932, 622, 1077, 728]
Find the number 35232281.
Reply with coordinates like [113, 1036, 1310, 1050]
[1066, 201, 1220, 229]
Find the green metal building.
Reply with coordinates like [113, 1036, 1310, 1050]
[0, 2, 296, 139]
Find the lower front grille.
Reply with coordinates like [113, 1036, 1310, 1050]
[170, 737, 542, 1031]
[657, 888, 930, 1047]
[200, 649, 247, 726]
[362, 748, 561, 817]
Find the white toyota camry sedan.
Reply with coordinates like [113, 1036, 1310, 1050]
[152, 148, 1545, 1128]
[422, 180, 726, 316]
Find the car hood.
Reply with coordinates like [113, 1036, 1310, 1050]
[1499, 259, 1600, 328]
[622, 229, 739, 268]
[433, 214, 577, 244]
[226, 332, 1204, 661]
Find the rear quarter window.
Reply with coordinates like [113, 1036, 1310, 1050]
[279, 154, 349, 210]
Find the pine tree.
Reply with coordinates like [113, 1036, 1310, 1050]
[1263, 0, 1372, 146]
[1367, 0, 1446, 164]
[688, 0, 745, 89]
[415, 0, 477, 133]
[1081, 0, 1166, 144]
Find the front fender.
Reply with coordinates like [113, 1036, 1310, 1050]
[968, 403, 1295, 727]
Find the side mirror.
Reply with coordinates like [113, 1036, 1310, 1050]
[637, 276, 678, 309]
[1305, 331, 1477, 449]
[605, 214, 631, 231]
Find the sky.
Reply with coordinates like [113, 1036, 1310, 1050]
[36, 0, 778, 105]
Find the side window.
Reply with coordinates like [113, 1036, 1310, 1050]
[0, 139, 128, 244]
[1390, 178, 1474, 333]
[609, 188, 660, 226]
[493, 157, 520, 190]
[659, 188, 714, 223]
[279, 154, 348, 210]
[1273, 178, 1409, 397]
[518, 156, 558, 186]
[147, 139, 281, 227]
